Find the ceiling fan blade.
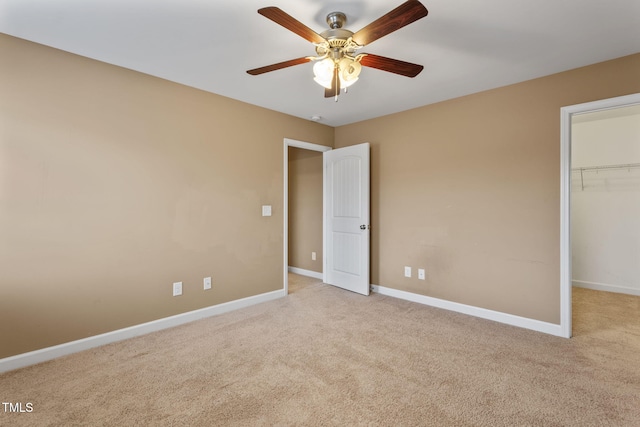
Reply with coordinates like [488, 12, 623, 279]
[258, 7, 326, 44]
[352, 0, 428, 46]
[360, 54, 424, 77]
[247, 57, 311, 75]
[324, 67, 341, 98]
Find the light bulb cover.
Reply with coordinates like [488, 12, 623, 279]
[313, 57, 361, 91]
[339, 58, 361, 81]
[341, 76, 359, 88]
[339, 58, 361, 88]
[313, 58, 335, 89]
[313, 76, 333, 89]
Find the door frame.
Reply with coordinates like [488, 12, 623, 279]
[283, 138, 332, 294]
[559, 92, 640, 338]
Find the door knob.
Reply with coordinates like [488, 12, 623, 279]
[360, 225, 366, 230]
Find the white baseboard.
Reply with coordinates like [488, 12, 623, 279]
[288, 266, 323, 280]
[0, 289, 285, 374]
[370, 284, 564, 337]
[572, 280, 640, 296]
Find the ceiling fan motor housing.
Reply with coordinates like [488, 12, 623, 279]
[317, 27, 358, 58]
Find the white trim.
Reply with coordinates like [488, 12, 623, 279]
[560, 103, 573, 338]
[560, 93, 640, 339]
[322, 151, 327, 286]
[285, 139, 332, 152]
[371, 284, 564, 337]
[573, 280, 640, 296]
[0, 289, 285, 374]
[283, 138, 331, 295]
[288, 266, 323, 280]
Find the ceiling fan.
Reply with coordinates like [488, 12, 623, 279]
[247, 0, 428, 100]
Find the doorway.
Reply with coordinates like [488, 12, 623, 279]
[571, 105, 640, 295]
[559, 93, 640, 338]
[283, 138, 331, 295]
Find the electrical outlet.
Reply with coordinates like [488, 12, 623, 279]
[173, 282, 182, 296]
[312, 252, 316, 261]
[404, 266, 412, 278]
[204, 277, 212, 290]
[418, 269, 425, 280]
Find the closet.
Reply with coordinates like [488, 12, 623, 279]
[571, 106, 640, 296]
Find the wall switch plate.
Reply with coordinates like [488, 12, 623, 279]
[418, 269, 425, 280]
[204, 277, 212, 290]
[404, 266, 412, 278]
[173, 282, 182, 296]
[312, 252, 316, 261]
[262, 205, 272, 217]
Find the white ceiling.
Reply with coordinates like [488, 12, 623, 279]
[1, 0, 639, 127]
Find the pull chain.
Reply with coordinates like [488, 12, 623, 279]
[334, 66, 339, 102]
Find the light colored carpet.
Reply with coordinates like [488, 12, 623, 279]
[1, 274, 639, 426]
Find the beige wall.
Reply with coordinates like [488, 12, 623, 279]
[0, 34, 333, 358]
[335, 53, 640, 324]
[288, 147, 323, 273]
[2, 31, 638, 359]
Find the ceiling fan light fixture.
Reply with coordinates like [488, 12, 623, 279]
[313, 76, 333, 89]
[339, 57, 361, 87]
[313, 58, 335, 89]
[313, 57, 361, 91]
[340, 76, 358, 89]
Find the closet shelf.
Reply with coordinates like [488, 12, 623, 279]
[571, 163, 640, 191]
[571, 162, 640, 173]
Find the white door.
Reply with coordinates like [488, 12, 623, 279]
[324, 143, 370, 295]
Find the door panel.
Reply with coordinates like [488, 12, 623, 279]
[324, 143, 370, 295]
